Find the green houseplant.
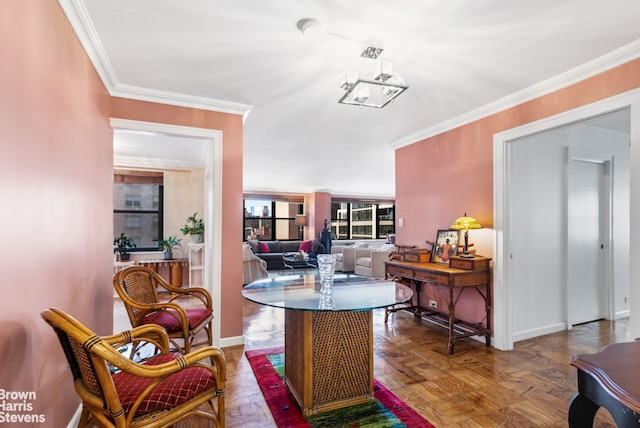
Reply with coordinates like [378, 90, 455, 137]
[158, 235, 181, 260]
[180, 212, 204, 243]
[114, 233, 136, 261]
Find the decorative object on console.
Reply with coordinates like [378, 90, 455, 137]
[449, 255, 491, 271]
[450, 213, 482, 258]
[180, 212, 204, 243]
[431, 229, 460, 264]
[337, 44, 408, 108]
[295, 214, 307, 240]
[158, 235, 181, 260]
[403, 248, 431, 263]
[114, 232, 136, 261]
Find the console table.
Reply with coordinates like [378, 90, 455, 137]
[569, 342, 640, 427]
[138, 259, 188, 287]
[384, 259, 491, 354]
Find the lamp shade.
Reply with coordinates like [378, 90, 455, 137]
[295, 214, 307, 227]
[450, 213, 482, 231]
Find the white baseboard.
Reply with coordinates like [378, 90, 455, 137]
[513, 322, 567, 343]
[615, 309, 630, 319]
[67, 404, 83, 428]
[219, 335, 244, 349]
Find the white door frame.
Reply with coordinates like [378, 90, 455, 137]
[110, 118, 223, 347]
[493, 89, 640, 351]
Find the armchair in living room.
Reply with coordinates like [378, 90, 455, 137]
[354, 244, 398, 278]
[243, 243, 269, 285]
[331, 243, 371, 272]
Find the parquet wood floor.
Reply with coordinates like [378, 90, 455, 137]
[113, 294, 627, 427]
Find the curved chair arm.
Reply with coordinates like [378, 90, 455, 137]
[102, 324, 170, 355]
[167, 286, 212, 308]
[94, 341, 225, 381]
[142, 269, 213, 308]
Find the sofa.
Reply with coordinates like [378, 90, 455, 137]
[330, 240, 388, 272]
[247, 239, 325, 271]
[354, 244, 398, 278]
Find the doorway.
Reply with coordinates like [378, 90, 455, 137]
[566, 153, 610, 326]
[493, 94, 635, 351]
[110, 118, 224, 346]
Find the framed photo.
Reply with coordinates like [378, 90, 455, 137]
[431, 229, 460, 264]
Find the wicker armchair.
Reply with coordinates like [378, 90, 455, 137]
[41, 307, 225, 428]
[113, 266, 213, 355]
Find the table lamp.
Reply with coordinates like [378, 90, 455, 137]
[295, 214, 307, 240]
[450, 213, 482, 258]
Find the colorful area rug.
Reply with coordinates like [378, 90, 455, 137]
[246, 347, 435, 428]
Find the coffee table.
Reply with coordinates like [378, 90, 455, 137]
[242, 274, 413, 415]
[282, 252, 314, 274]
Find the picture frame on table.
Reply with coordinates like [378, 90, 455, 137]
[431, 229, 460, 264]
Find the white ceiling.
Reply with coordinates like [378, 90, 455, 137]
[64, 0, 640, 198]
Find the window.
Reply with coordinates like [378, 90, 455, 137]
[125, 195, 141, 207]
[114, 170, 164, 250]
[243, 197, 303, 241]
[330, 201, 395, 240]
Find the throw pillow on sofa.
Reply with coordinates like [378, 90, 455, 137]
[247, 239, 259, 253]
[298, 240, 312, 252]
[258, 241, 270, 253]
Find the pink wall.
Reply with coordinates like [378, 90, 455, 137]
[0, 2, 244, 426]
[0, 1, 113, 426]
[307, 192, 332, 241]
[395, 58, 640, 323]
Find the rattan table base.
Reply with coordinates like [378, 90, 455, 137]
[284, 309, 374, 415]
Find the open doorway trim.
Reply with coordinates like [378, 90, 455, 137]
[493, 88, 640, 351]
[110, 118, 223, 347]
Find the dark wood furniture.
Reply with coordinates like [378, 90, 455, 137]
[384, 259, 491, 354]
[569, 341, 640, 427]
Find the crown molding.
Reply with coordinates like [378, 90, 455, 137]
[58, 0, 252, 117]
[390, 38, 640, 149]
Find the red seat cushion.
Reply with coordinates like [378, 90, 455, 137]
[112, 353, 215, 416]
[142, 308, 212, 332]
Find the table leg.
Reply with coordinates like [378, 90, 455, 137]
[284, 310, 373, 415]
[169, 262, 183, 287]
[568, 392, 598, 427]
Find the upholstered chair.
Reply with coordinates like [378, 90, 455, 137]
[113, 266, 213, 355]
[354, 244, 398, 278]
[242, 243, 269, 285]
[41, 307, 226, 428]
[331, 242, 370, 272]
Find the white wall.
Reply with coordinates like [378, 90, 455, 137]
[509, 120, 629, 340]
[164, 168, 205, 258]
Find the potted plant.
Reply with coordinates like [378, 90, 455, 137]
[114, 233, 136, 261]
[158, 235, 181, 260]
[180, 212, 204, 243]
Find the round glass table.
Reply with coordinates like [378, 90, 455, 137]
[242, 274, 413, 415]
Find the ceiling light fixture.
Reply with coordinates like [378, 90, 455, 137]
[297, 18, 325, 39]
[338, 46, 408, 109]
